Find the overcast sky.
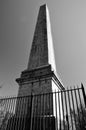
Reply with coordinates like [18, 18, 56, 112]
[0, 0, 86, 96]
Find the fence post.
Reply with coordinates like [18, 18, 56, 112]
[30, 93, 33, 130]
[81, 83, 86, 107]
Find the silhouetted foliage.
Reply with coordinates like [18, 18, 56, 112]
[71, 106, 86, 130]
[0, 112, 11, 130]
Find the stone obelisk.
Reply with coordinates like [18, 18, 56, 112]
[15, 5, 64, 129]
[7, 5, 64, 130]
[16, 4, 64, 97]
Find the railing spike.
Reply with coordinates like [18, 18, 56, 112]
[81, 83, 86, 107]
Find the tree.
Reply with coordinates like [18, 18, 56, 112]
[0, 111, 12, 130]
[70, 106, 86, 130]
[0, 100, 13, 130]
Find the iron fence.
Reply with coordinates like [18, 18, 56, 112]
[0, 84, 85, 130]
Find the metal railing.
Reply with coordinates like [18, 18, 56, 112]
[0, 84, 85, 130]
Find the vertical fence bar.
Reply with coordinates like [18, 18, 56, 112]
[32, 95, 36, 130]
[30, 94, 33, 130]
[17, 97, 21, 130]
[39, 94, 42, 130]
[58, 91, 61, 130]
[20, 98, 22, 130]
[67, 89, 73, 130]
[64, 90, 69, 130]
[11, 98, 16, 130]
[74, 86, 81, 129]
[11, 98, 14, 130]
[46, 93, 49, 130]
[5, 98, 9, 130]
[37, 95, 39, 130]
[16, 97, 19, 130]
[45, 93, 47, 130]
[22, 97, 25, 130]
[11, 98, 15, 130]
[21, 97, 25, 130]
[79, 86, 86, 129]
[8, 98, 12, 130]
[61, 91, 65, 130]
[70, 88, 77, 129]
[20, 97, 23, 130]
[49, 93, 51, 130]
[14, 98, 17, 130]
[55, 92, 58, 130]
[81, 83, 86, 108]
[77, 87, 84, 123]
[7, 98, 11, 130]
[43, 93, 45, 130]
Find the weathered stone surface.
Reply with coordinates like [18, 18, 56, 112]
[16, 65, 53, 96]
[16, 4, 64, 97]
[27, 4, 56, 72]
[28, 4, 48, 70]
[15, 5, 64, 124]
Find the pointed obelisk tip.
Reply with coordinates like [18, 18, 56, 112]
[40, 4, 47, 9]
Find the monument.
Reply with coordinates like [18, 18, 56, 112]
[16, 4, 64, 97]
[15, 4, 64, 130]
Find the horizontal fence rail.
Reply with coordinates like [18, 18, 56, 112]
[0, 85, 85, 130]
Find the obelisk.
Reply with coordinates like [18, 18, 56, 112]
[6, 5, 64, 130]
[16, 4, 64, 97]
[15, 5, 64, 130]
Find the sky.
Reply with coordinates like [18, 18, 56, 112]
[0, 0, 86, 96]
